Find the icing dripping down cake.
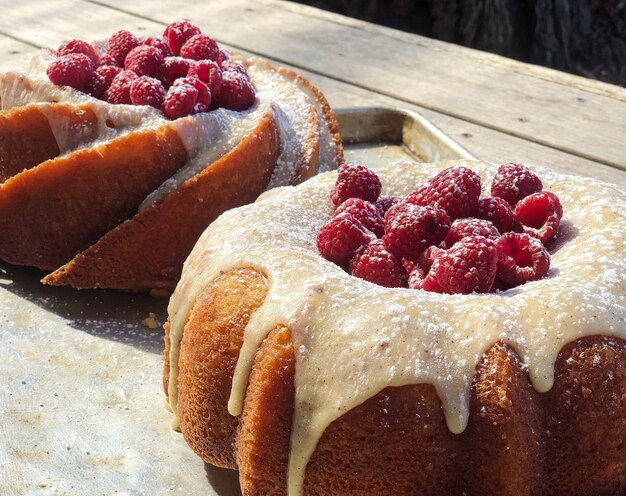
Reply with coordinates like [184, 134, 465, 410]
[164, 160, 626, 495]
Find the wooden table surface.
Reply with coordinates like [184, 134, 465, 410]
[0, 0, 624, 187]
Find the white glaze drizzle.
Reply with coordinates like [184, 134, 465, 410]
[167, 160, 626, 495]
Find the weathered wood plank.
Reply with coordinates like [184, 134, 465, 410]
[0, 0, 622, 188]
[0, 35, 36, 72]
[85, 0, 626, 170]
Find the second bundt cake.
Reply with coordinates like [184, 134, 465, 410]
[0, 22, 342, 293]
[163, 159, 626, 495]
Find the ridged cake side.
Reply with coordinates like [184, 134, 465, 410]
[165, 267, 626, 495]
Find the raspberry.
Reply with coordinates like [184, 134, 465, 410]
[180, 34, 220, 61]
[491, 163, 543, 206]
[217, 49, 230, 65]
[383, 203, 450, 261]
[98, 53, 118, 67]
[57, 39, 99, 66]
[330, 163, 381, 207]
[406, 167, 481, 221]
[188, 60, 222, 100]
[374, 196, 402, 217]
[163, 20, 201, 55]
[417, 245, 445, 271]
[143, 36, 172, 58]
[407, 264, 427, 290]
[130, 76, 166, 109]
[496, 232, 550, 285]
[108, 29, 141, 66]
[514, 191, 563, 243]
[317, 212, 375, 265]
[444, 218, 500, 248]
[349, 240, 407, 288]
[475, 196, 515, 233]
[96, 65, 123, 86]
[159, 57, 192, 88]
[85, 65, 122, 98]
[179, 77, 211, 112]
[215, 71, 256, 111]
[85, 73, 107, 98]
[105, 70, 138, 104]
[124, 45, 163, 78]
[46, 53, 94, 90]
[335, 198, 384, 237]
[221, 59, 248, 76]
[416, 274, 445, 293]
[426, 236, 498, 294]
[163, 80, 197, 119]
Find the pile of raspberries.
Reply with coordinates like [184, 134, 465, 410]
[317, 162, 563, 294]
[46, 20, 256, 119]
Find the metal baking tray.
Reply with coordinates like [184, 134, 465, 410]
[336, 106, 476, 166]
[0, 107, 472, 495]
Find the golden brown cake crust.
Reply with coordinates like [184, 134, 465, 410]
[169, 267, 626, 496]
[0, 124, 187, 270]
[43, 110, 281, 292]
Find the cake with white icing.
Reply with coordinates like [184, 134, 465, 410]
[164, 159, 626, 495]
[0, 21, 341, 292]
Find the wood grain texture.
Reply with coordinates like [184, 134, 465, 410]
[80, 0, 626, 170]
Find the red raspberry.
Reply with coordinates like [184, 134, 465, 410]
[425, 236, 498, 294]
[108, 29, 141, 66]
[215, 71, 256, 111]
[57, 39, 99, 66]
[188, 60, 222, 100]
[491, 163, 543, 206]
[105, 70, 138, 104]
[98, 53, 118, 67]
[46, 53, 94, 90]
[217, 49, 230, 66]
[374, 196, 402, 217]
[143, 36, 172, 58]
[416, 274, 445, 292]
[330, 163, 381, 207]
[159, 57, 192, 88]
[124, 46, 163, 78]
[163, 20, 201, 55]
[515, 191, 562, 243]
[335, 198, 384, 237]
[496, 232, 550, 285]
[85, 64, 122, 98]
[130, 76, 166, 109]
[349, 240, 407, 288]
[475, 196, 515, 233]
[180, 34, 220, 61]
[95, 65, 123, 86]
[221, 59, 248, 76]
[317, 212, 375, 265]
[417, 245, 445, 272]
[407, 263, 427, 290]
[383, 203, 450, 261]
[406, 167, 481, 221]
[444, 218, 500, 248]
[163, 80, 197, 119]
[179, 77, 211, 112]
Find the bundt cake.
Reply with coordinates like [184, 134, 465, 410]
[163, 159, 626, 495]
[0, 21, 341, 292]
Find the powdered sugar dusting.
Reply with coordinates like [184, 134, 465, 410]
[167, 159, 626, 495]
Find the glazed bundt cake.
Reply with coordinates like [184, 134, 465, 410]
[164, 159, 626, 495]
[0, 21, 341, 292]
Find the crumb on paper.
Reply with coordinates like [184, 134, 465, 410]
[142, 312, 161, 330]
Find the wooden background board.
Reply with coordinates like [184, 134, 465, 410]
[0, 0, 624, 188]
